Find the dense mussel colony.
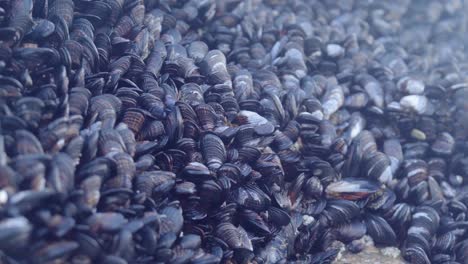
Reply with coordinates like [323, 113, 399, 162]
[0, 0, 468, 263]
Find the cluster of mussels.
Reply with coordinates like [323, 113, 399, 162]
[0, 0, 468, 263]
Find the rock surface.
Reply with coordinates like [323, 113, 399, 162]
[333, 236, 407, 264]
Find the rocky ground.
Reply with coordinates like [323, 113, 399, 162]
[333, 236, 406, 264]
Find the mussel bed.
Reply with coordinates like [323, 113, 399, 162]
[0, 0, 467, 263]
